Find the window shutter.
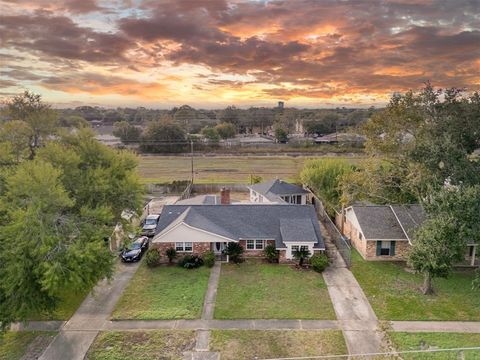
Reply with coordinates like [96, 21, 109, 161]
[376, 241, 381, 256]
[390, 241, 396, 256]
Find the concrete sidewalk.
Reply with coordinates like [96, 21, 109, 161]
[320, 221, 384, 355]
[391, 321, 480, 333]
[39, 262, 140, 360]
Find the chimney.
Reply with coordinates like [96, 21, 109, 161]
[220, 187, 231, 205]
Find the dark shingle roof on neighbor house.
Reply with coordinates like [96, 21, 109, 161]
[351, 204, 425, 241]
[155, 204, 324, 250]
[175, 194, 220, 205]
[248, 179, 308, 202]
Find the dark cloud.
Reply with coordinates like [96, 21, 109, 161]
[64, 0, 103, 14]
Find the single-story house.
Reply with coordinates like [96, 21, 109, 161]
[247, 179, 309, 204]
[337, 204, 478, 266]
[337, 205, 425, 261]
[152, 204, 325, 262]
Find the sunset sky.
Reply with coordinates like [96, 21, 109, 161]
[1, 0, 479, 108]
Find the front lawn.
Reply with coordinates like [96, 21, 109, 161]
[85, 330, 195, 360]
[389, 332, 480, 359]
[351, 250, 480, 320]
[214, 262, 336, 319]
[210, 330, 347, 359]
[27, 288, 90, 320]
[111, 264, 210, 320]
[0, 331, 56, 360]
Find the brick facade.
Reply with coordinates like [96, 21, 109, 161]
[336, 212, 410, 261]
[152, 241, 212, 262]
[239, 240, 276, 258]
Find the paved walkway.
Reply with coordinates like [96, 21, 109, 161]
[391, 321, 480, 333]
[320, 221, 384, 355]
[39, 262, 140, 360]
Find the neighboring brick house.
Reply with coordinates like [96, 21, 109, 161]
[151, 204, 325, 263]
[337, 205, 425, 261]
[247, 179, 309, 204]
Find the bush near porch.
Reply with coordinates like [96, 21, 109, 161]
[351, 250, 480, 320]
[111, 263, 210, 320]
[214, 262, 336, 319]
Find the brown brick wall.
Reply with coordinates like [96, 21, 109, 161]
[341, 217, 368, 260]
[365, 240, 410, 261]
[152, 241, 212, 261]
[239, 240, 275, 258]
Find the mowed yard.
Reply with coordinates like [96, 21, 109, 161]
[138, 155, 361, 184]
[351, 250, 480, 321]
[111, 264, 210, 320]
[214, 262, 336, 319]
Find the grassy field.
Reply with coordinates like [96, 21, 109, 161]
[210, 330, 347, 360]
[0, 331, 56, 360]
[85, 330, 195, 360]
[111, 264, 210, 320]
[214, 262, 336, 319]
[138, 155, 362, 184]
[389, 332, 480, 359]
[351, 250, 480, 320]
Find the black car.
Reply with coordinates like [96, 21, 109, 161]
[120, 236, 149, 262]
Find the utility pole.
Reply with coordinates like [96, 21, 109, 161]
[190, 140, 194, 183]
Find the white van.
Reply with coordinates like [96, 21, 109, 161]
[142, 214, 160, 237]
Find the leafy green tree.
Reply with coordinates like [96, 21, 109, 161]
[408, 186, 480, 294]
[3, 91, 58, 159]
[113, 121, 142, 143]
[201, 126, 220, 142]
[0, 160, 115, 328]
[275, 128, 288, 143]
[58, 115, 90, 129]
[264, 244, 279, 263]
[140, 120, 187, 153]
[0, 120, 33, 163]
[215, 122, 236, 139]
[300, 158, 355, 214]
[219, 106, 239, 126]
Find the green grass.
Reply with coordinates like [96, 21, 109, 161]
[210, 330, 347, 360]
[27, 288, 90, 320]
[0, 331, 56, 360]
[138, 155, 361, 184]
[214, 262, 336, 319]
[351, 250, 480, 320]
[111, 264, 210, 320]
[85, 330, 195, 360]
[389, 332, 480, 359]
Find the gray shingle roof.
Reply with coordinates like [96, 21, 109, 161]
[156, 204, 324, 249]
[248, 179, 308, 202]
[351, 204, 425, 240]
[175, 195, 220, 205]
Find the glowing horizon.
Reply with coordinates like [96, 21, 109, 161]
[1, 0, 479, 108]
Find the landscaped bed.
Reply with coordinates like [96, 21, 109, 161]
[85, 330, 196, 360]
[389, 332, 480, 359]
[214, 262, 336, 319]
[210, 330, 347, 359]
[111, 263, 210, 320]
[351, 250, 480, 320]
[0, 331, 57, 360]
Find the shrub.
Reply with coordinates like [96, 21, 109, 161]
[310, 253, 329, 272]
[178, 255, 204, 269]
[292, 248, 311, 266]
[145, 249, 160, 267]
[203, 251, 215, 268]
[165, 247, 177, 264]
[264, 244, 279, 263]
[224, 242, 244, 264]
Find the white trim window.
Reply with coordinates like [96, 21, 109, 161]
[176, 242, 193, 252]
[246, 239, 265, 250]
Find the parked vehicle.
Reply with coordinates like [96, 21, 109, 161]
[141, 214, 160, 237]
[120, 236, 149, 262]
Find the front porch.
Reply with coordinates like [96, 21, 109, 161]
[211, 242, 229, 263]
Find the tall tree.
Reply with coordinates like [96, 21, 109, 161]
[3, 91, 58, 159]
[140, 120, 187, 153]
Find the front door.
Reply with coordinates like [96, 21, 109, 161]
[214, 242, 225, 254]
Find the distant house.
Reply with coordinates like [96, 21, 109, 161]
[338, 205, 425, 260]
[337, 204, 478, 266]
[152, 204, 324, 262]
[247, 179, 309, 204]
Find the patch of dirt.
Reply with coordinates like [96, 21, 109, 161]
[202, 168, 239, 172]
[21, 333, 56, 360]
